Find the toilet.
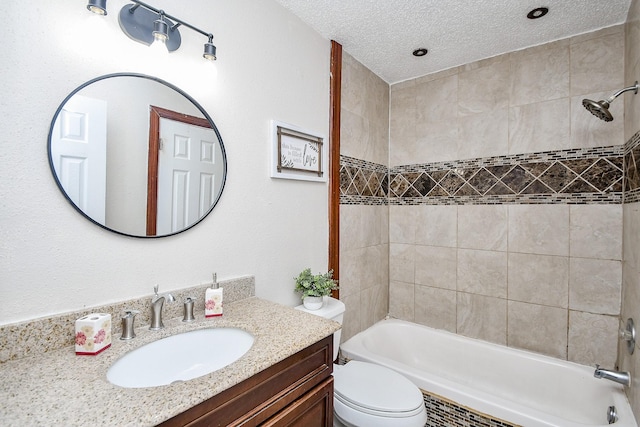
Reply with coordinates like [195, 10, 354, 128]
[296, 297, 427, 427]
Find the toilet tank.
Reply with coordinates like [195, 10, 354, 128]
[295, 296, 345, 361]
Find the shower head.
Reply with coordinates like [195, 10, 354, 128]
[582, 81, 639, 122]
[582, 99, 613, 122]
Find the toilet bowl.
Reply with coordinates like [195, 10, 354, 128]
[295, 297, 427, 427]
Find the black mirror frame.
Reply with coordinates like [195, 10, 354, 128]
[47, 72, 227, 238]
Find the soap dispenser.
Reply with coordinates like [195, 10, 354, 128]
[205, 273, 223, 318]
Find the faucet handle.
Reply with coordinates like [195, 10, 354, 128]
[120, 310, 139, 340]
[183, 297, 196, 322]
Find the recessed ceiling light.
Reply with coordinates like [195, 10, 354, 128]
[413, 48, 428, 57]
[527, 7, 549, 19]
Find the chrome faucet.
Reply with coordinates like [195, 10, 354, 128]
[594, 364, 631, 387]
[149, 285, 175, 330]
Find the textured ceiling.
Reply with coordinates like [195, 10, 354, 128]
[273, 0, 632, 84]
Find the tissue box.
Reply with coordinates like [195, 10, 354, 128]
[75, 313, 112, 355]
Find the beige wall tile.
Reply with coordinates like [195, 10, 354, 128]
[340, 293, 362, 344]
[570, 24, 624, 44]
[569, 258, 622, 315]
[361, 205, 386, 247]
[458, 56, 510, 116]
[570, 205, 622, 260]
[340, 108, 370, 160]
[360, 284, 388, 331]
[508, 205, 570, 256]
[389, 281, 415, 321]
[413, 75, 460, 163]
[508, 253, 569, 308]
[570, 32, 625, 96]
[457, 249, 507, 298]
[625, 7, 640, 140]
[457, 293, 507, 345]
[389, 205, 418, 243]
[509, 43, 570, 106]
[458, 205, 508, 251]
[411, 66, 460, 85]
[624, 203, 640, 272]
[415, 286, 457, 333]
[415, 120, 459, 163]
[341, 53, 366, 117]
[415, 245, 457, 290]
[568, 310, 618, 367]
[339, 248, 364, 298]
[509, 98, 571, 154]
[379, 205, 390, 245]
[389, 243, 415, 283]
[415, 205, 458, 247]
[458, 108, 509, 160]
[507, 301, 568, 359]
[390, 84, 416, 167]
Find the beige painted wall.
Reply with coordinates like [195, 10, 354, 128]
[0, 0, 330, 324]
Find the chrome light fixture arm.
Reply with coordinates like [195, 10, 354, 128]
[87, 0, 217, 60]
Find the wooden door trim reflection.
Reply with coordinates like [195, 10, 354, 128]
[146, 105, 213, 236]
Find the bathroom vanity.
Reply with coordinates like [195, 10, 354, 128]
[0, 297, 339, 426]
[160, 335, 333, 426]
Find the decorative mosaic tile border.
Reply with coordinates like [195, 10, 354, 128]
[625, 132, 640, 203]
[340, 131, 640, 206]
[341, 156, 388, 205]
[423, 391, 519, 427]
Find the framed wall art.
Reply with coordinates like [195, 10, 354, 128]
[271, 120, 326, 182]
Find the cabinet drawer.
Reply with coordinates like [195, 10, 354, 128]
[261, 377, 333, 427]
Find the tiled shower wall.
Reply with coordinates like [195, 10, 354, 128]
[339, 24, 638, 367]
[387, 26, 627, 366]
[619, 0, 640, 420]
[339, 53, 390, 343]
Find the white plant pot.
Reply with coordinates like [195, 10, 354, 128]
[303, 296, 324, 310]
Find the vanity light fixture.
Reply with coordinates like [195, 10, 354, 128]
[85, 0, 218, 61]
[203, 35, 217, 61]
[151, 12, 170, 48]
[87, 0, 107, 15]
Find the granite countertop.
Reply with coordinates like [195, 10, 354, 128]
[0, 297, 340, 427]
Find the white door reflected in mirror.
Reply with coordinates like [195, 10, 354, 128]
[51, 95, 107, 224]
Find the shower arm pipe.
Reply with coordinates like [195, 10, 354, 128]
[127, 0, 213, 39]
[604, 81, 639, 104]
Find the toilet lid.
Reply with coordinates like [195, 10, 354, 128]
[334, 361, 424, 415]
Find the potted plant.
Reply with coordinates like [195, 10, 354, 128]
[294, 268, 338, 310]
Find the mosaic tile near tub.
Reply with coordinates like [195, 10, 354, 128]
[423, 391, 520, 427]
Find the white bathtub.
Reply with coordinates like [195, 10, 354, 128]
[340, 319, 637, 427]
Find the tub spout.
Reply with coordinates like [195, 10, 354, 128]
[594, 364, 631, 387]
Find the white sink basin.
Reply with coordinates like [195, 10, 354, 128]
[107, 328, 254, 388]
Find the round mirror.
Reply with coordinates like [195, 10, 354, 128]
[48, 73, 227, 238]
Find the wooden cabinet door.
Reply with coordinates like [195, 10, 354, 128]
[261, 377, 333, 427]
